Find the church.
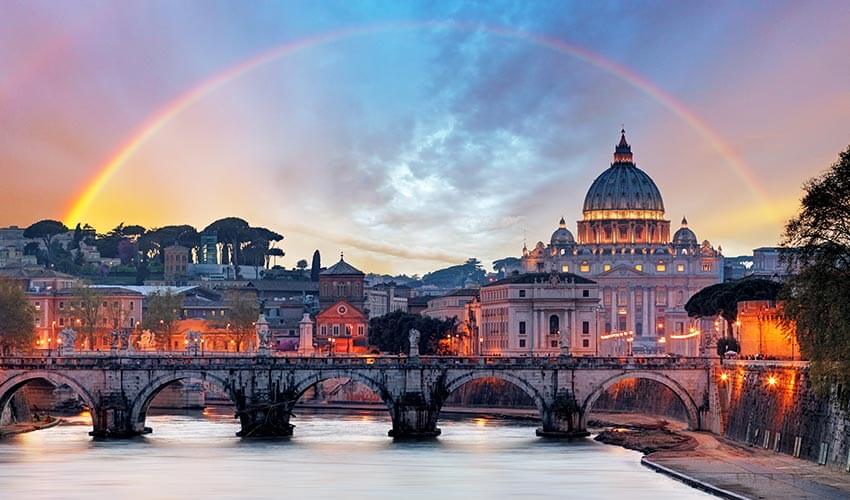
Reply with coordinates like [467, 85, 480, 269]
[510, 130, 723, 352]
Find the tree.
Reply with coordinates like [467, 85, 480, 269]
[685, 278, 783, 336]
[23, 219, 68, 266]
[268, 248, 285, 268]
[0, 280, 35, 353]
[296, 259, 308, 271]
[70, 286, 103, 349]
[780, 145, 850, 403]
[368, 310, 457, 355]
[310, 250, 321, 281]
[203, 217, 250, 266]
[142, 291, 182, 351]
[227, 295, 259, 352]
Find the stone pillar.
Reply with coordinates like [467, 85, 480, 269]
[387, 392, 441, 439]
[90, 393, 139, 438]
[536, 390, 589, 438]
[298, 313, 314, 355]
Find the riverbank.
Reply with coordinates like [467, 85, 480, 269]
[0, 416, 61, 438]
[592, 412, 850, 499]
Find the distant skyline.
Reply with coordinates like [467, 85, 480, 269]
[2, 1, 849, 274]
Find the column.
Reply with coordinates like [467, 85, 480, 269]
[642, 288, 650, 337]
[610, 289, 618, 331]
[648, 288, 656, 338]
[532, 309, 538, 352]
[629, 288, 636, 335]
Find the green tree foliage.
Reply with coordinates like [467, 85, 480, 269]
[421, 258, 486, 289]
[780, 145, 850, 402]
[685, 278, 783, 336]
[142, 291, 182, 350]
[368, 310, 458, 355]
[296, 259, 308, 271]
[23, 219, 68, 266]
[204, 217, 250, 266]
[267, 248, 285, 268]
[0, 280, 36, 352]
[310, 250, 321, 281]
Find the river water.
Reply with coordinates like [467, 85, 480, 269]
[0, 409, 709, 499]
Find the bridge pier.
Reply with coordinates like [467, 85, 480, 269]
[90, 394, 142, 438]
[387, 393, 441, 439]
[536, 391, 589, 438]
[233, 389, 295, 438]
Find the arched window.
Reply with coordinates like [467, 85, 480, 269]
[549, 315, 560, 335]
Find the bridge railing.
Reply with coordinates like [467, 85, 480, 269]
[0, 352, 712, 370]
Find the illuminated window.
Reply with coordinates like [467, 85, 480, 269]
[656, 262, 666, 272]
[634, 264, 643, 272]
[580, 262, 590, 273]
[702, 263, 712, 271]
[603, 264, 611, 272]
[677, 264, 685, 272]
[561, 264, 569, 272]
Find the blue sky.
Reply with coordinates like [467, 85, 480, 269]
[1, 1, 849, 273]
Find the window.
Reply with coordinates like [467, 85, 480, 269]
[34, 301, 41, 311]
[321, 325, 327, 336]
[129, 317, 135, 327]
[579, 261, 590, 273]
[605, 322, 612, 333]
[634, 264, 643, 272]
[582, 289, 590, 297]
[220, 309, 225, 316]
[519, 290, 526, 298]
[345, 325, 352, 337]
[550, 340, 559, 348]
[549, 315, 559, 335]
[129, 301, 134, 311]
[656, 289, 667, 306]
[113, 318, 119, 328]
[702, 263, 712, 272]
[582, 339, 590, 348]
[357, 325, 365, 336]
[212, 310, 217, 317]
[656, 262, 666, 272]
[113, 301, 119, 309]
[59, 318, 65, 326]
[635, 322, 643, 336]
[603, 289, 612, 306]
[618, 288, 628, 304]
[561, 264, 569, 272]
[519, 339, 526, 348]
[333, 325, 340, 336]
[59, 301, 64, 310]
[676, 263, 685, 272]
[603, 264, 611, 272]
[519, 321, 526, 335]
[102, 301, 107, 308]
[582, 321, 590, 335]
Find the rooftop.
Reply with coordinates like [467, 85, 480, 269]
[483, 272, 596, 287]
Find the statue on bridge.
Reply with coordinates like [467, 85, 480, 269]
[139, 330, 156, 351]
[408, 329, 420, 358]
[185, 330, 202, 355]
[58, 328, 76, 355]
[256, 314, 272, 355]
[110, 330, 120, 351]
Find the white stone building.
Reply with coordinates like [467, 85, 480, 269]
[509, 130, 723, 352]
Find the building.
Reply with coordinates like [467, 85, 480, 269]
[736, 300, 800, 359]
[423, 289, 479, 323]
[478, 272, 599, 356]
[365, 282, 409, 319]
[724, 247, 789, 282]
[512, 130, 723, 352]
[163, 245, 190, 284]
[318, 254, 366, 311]
[314, 300, 369, 354]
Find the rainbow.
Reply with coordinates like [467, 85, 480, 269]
[63, 21, 772, 225]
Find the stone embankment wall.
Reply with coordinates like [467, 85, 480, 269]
[721, 362, 850, 470]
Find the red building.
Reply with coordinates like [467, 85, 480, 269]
[315, 255, 368, 354]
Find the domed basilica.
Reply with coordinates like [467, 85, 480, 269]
[516, 130, 722, 349]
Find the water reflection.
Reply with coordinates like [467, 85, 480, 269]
[0, 409, 709, 499]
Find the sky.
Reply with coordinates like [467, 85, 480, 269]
[1, 1, 849, 275]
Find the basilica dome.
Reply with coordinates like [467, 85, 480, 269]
[582, 130, 665, 218]
[550, 217, 575, 245]
[673, 217, 698, 245]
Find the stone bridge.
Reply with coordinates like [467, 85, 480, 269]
[0, 355, 719, 439]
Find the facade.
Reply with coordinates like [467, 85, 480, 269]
[315, 300, 369, 354]
[513, 130, 723, 351]
[478, 272, 599, 356]
[365, 282, 409, 319]
[318, 255, 366, 311]
[423, 289, 479, 322]
[736, 300, 800, 359]
[163, 245, 190, 284]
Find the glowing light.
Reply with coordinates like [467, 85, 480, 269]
[63, 21, 772, 226]
[768, 376, 778, 386]
[669, 331, 700, 340]
[720, 373, 729, 382]
[658, 336, 666, 344]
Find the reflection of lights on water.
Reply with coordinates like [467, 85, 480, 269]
[473, 418, 488, 427]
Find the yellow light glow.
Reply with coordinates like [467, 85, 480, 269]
[768, 376, 778, 386]
[720, 373, 729, 382]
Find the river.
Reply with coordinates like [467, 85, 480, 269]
[0, 409, 710, 499]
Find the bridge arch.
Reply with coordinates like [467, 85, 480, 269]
[290, 369, 392, 408]
[441, 371, 546, 416]
[581, 371, 700, 429]
[0, 371, 98, 427]
[130, 371, 235, 434]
